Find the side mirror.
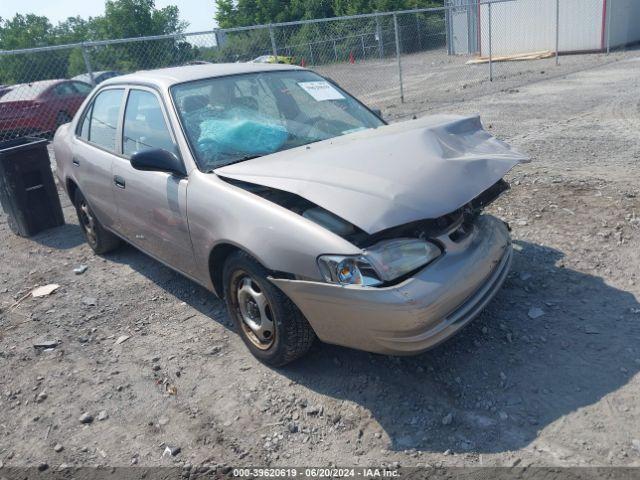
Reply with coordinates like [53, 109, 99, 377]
[371, 108, 383, 120]
[130, 148, 186, 177]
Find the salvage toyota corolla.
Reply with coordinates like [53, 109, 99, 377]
[53, 63, 528, 366]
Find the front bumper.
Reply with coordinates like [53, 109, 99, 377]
[271, 215, 512, 355]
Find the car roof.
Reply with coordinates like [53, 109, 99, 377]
[0, 79, 67, 102]
[19, 79, 66, 87]
[100, 63, 303, 90]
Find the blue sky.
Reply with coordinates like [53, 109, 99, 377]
[0, 0, 218, 33]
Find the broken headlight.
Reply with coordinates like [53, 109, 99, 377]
[317, 255, 381, 286]
[318, 238, 441, 286]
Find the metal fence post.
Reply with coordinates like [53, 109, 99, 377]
[393, 13, 405, 103]
[445, 2, 453, 56]
[488, 2, 493, 82]
[555, 0, 560, 65]
[606, 0, 612, 54]
[309, 43, 315, 65]
[333, 39, 338, 62]
[361, 35, 366, 59]
[81, 44, 95, 86]
[375, 14, 384, 58]
[269, 26, 278, 57]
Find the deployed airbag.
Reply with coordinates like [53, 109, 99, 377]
[197, 108, 288, 161]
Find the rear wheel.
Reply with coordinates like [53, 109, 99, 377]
[223, 251, 315, 366]
[74, 189, 120, 254]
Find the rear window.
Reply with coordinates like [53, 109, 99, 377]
[1, 82, 51, 102]
[83, 88, 125, 151]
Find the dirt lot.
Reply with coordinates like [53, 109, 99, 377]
[316, 47, 632, 114]
[2, 53, 640, 471]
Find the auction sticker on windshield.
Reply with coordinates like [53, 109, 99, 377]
[298, 81, 345, 101]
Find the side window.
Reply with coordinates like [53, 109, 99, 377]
[72, 81, 93, 95]
[53, 83, 76, 97]
[88, 89, 124, 151]
[78, 103, 92, 140]
[122, 90, 175, 156]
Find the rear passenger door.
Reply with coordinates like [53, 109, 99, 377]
[111, 87, 197, 277]
[73, 87, 125, 230]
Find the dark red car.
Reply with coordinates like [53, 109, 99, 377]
[0, 79, 92, 139]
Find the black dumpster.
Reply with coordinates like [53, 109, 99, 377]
[0, 137, 65, 237]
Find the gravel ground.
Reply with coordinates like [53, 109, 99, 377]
[1, 52, 640, 471]
[315, 47, 635, 115]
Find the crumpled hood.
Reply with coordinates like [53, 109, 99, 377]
[215, 114, 529, 234]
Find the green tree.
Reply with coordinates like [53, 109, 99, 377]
[0, 14, 54, 49]
[0, 14, 70, 83]
[87, 0, 192, 72]
[0, 0, 192, 84]
[55, 17, 92, 44]
[90, 0, 187, 39]
[214, 0, 443, 27]
[215, 0, 238, 29]
[212, 0, 444, 64]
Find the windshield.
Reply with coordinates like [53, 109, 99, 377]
[171, 70, 384, 170]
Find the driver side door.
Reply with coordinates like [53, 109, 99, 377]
[111, 87, 197, 278]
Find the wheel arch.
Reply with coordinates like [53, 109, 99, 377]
[208, 242, 294, 298]
[66, 177, 79, 204]
[208, 242, 244, 298]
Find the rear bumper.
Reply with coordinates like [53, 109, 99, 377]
[271, 215, 512, 355]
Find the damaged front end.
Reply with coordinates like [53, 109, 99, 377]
[216, 113, 526, 287]
[359, 178, 511, 248]
[210, 113, 527, 354]
[223, 176, 512, 287]
[215, 114, 528, 235]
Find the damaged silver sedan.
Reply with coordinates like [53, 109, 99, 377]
[53, 63, 527, 366]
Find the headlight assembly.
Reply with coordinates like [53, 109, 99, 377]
[318, 238, 441, 286]
[317, 255, 381, 286]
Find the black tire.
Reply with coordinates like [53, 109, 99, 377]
[223, 251, 315, 366]
[74, 189, 121, 254]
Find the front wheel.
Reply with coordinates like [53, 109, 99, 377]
[223, 251, 315, 366]
[74, 189, 121, 254]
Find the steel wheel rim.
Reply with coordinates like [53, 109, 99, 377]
[233, 273, 276, 350]
[78, 200, 97, 247]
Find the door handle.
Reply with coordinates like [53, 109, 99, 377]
[72, 158, 80, 167]
[114, 175, 126, 189]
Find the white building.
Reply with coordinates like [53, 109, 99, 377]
[449, 0, 640, 56]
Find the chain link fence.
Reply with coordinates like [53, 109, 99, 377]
[0, 0, 635, 139]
